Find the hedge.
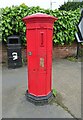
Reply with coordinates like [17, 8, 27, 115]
[59, 1, 83, 11]
[1, 3, 81, 45]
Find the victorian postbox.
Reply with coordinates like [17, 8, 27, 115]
[23, 13, 58, 104]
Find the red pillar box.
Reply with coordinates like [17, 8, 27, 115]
[23, 13, 58, 105]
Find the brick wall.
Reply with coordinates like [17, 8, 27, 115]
[0, 43, 2, 63]
[1, 43, 78, 64]
[52, 44, 77, 59]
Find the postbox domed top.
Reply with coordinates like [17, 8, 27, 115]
[22, 13, 58, 23]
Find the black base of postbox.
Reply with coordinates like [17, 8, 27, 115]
[26, 90, 53, 105]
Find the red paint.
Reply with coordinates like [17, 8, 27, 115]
[23, 13, 58, 96]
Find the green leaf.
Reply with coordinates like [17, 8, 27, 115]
[5, 29, 8, 33]
[52, 88, 57, 97]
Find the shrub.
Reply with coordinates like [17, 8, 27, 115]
[59, 1, 83, 11]
[1, 4, 81, 45]
[52, 9, 80, 45]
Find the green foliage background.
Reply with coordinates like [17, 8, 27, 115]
[1, 3, 81, 45]
[59, 1, 83, 11]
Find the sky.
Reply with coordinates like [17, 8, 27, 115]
[0, 0, 68, 9]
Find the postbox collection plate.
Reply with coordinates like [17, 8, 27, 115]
[40, 58, 44, 67]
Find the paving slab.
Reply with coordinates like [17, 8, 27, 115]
[52, 59, 81, 118]
[0, 64, 2, 119]
[2, 65, 72, 118]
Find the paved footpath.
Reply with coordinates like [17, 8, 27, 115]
[52, 59, 81, 118]
[2, 59, 81, 118]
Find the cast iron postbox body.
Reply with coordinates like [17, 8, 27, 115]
[23, 13, 58, 104]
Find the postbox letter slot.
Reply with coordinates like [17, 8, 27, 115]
[40, 32, 44, 47]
